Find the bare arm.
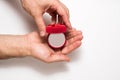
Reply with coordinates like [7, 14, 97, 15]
[0, 29, 83, 63]
[0, 35, 30, 59]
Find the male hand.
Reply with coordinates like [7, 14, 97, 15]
[21, 0, 72, 36]
[0, 29, 82, 63]
[27, 29, 83, 63]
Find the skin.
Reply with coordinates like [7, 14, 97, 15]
[0, 0, 83, 63]
[21, 0, 72, 36]
[0, 29, 83, 63]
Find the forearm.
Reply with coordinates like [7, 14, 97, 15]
[0, 34, 30, 59]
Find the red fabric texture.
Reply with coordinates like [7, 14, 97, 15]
[46, 24, 66, 33]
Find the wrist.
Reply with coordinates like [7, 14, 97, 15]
[18, 34, 31, 57]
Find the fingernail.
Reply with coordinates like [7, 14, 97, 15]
[40, 31, 45, 37]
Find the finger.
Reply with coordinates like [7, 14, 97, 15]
[66, 28, 76, 34]
[34, 16, 46, 37]
[61, 3, 70, 18]
[66, 34, 83, 46]
[66, 30, 82, 40]
[47, 54, 70, 63]
[50, 13, 57, 24]
[59, 3, 71, 28]
[62, 41, 82, 55]
[58, 15, 63, 24]
[56, 6, 72, 29]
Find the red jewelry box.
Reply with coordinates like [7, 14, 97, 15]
[46, 24, 67, 49]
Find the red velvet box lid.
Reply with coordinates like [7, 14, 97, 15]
[46, 24, 66, 33]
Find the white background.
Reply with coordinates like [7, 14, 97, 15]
[0, 0, 120, 80]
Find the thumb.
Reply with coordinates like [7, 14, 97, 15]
[35, 16, 46, 37]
